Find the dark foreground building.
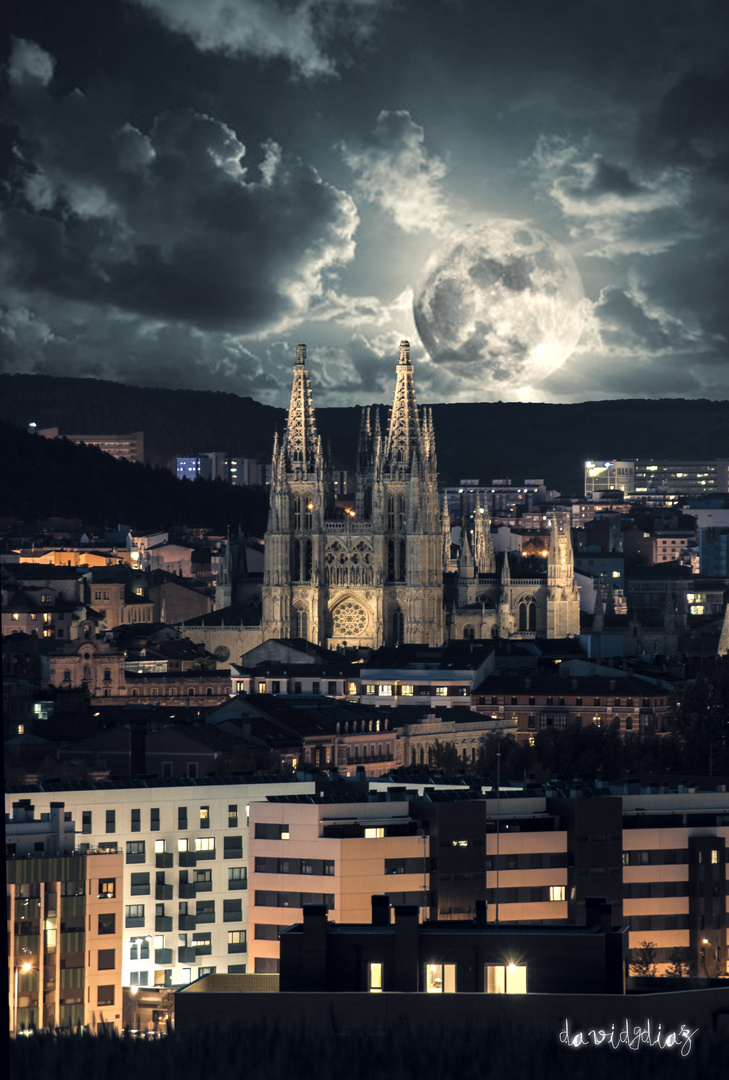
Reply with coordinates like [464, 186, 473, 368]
[278, 895, 628, 995]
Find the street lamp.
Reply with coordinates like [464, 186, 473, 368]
[701, 936, 720, 977]
[13, 960, 33, 1036]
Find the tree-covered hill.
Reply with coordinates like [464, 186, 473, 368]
[2, 372, 729, 494]
[1, 419, 269, 534]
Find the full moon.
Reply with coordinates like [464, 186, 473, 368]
[413, 220, 585, 394]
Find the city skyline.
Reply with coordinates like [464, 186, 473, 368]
[2, 0, 729, 408]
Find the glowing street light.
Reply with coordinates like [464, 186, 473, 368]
[13, 959, 33, 1036]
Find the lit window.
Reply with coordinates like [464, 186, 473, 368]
[154, 840, 166, 854]
[426, 963, 456, 993]
[178, 838, 189, 852]
[549, 886, 566, 902]
[378, 684, 393, 697]
[435, 686, 448, 697]
[711, 850, 719, 864]
[364, 828, 384, 839]
[485, 963, 527, 994]
[369, 962, 383, 993]
[451, 840, 469, 848]
[347, 682, 358, 695]
[401, 684, 414, 696]
[195, 837, 215, 852]
[364, 685, 376, 696]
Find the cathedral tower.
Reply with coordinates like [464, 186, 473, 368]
[262, 345, 334, 643]
[262, 341, 444, 649]
[545, 513, 580, 638]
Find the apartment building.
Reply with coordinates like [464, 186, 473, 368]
[236, 781, 729, 976]
[7, 802, 124, 1033]
[248, 797, 429, 974]
[6, 777, 317, 995]
[38, 428, 144, 464]
[8, 778, 728, 992]
[471, 671, 671, 740]
[584, 459, 729, 499]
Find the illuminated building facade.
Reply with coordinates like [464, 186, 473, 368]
[259, 342, 579, 649]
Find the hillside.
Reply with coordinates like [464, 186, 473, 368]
[2, 373, 729, 494]
[1, 419, 269, 534]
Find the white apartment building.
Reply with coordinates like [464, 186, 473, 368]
[5, 777, 316, 990]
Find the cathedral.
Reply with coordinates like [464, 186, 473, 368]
[256, 340, 580, 650]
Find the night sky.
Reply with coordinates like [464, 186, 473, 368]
[2, 0, 728, 408]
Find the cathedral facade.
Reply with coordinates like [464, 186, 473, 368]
[258, 341, 579, 650]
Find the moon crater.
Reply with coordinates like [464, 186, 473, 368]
[413, 220, 585, 393]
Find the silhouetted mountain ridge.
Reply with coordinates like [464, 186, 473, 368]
[2, 373, 729, 494]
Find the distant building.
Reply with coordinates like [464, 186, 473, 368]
[584, 460, 636, 497]
[442, 479, 547, 515]
[177, 456, 212, 481]
[635, 460, 729, 496]
[38, 428, 144, 464]
[585, 458, 729, 499]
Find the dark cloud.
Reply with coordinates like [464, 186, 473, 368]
[3, 0, 729, 406]
[2, 60, 357, 333]
[595, 287, 675, 351]
[650, 69, 729, 174]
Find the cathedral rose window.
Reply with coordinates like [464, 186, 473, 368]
[332, 602, 368, 636]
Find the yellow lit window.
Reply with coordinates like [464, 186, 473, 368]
[549, 886, 565, 901]
[426, 963, 456, 993]
[378, 684, 393, 696]
[485, 963, 527, 994]
[369, 962, 383, 993]
[435, 686, 448, 697]
[178, 839, 189, 852]
[364, 827, 384, 839]
[401, 684, 414, 696]
[154, 840, 166, 854]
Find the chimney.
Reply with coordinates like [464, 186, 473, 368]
[584, 895, 608, 929]
[371, 894, 391, 926]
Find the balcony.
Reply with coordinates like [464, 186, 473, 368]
[155, 916, 173, 933]
[178, 915, 197, 931]
[155, 948, 173, 965]
[178, 852, 197, 867]
[178, 883, 197, 898]
[156, 853, 174, 869]
[178, 947, 197, 964]
[125, 916, 145, 928]
[155, 884, 173, 901]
